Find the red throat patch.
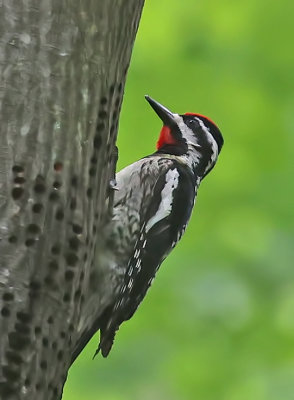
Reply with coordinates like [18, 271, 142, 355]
[157, 125, 177, 150]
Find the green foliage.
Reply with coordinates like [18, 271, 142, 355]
[63, 1, 294, 399]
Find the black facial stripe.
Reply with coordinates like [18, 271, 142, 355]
[154, 143, 188, 156]
[181, 114, 224, 153]
[169, 123, 184, 142]
[200, 118, 224, 153]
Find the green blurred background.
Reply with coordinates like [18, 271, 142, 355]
[63, 0, 294, 399]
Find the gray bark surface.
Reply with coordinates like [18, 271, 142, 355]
[0, 1, 144, 399]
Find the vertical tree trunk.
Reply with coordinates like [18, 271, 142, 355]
[0, 1, 144, 399]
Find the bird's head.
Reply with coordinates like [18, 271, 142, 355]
[145, 95, 223, 176]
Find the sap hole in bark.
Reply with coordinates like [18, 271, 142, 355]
[34, 176, 46, 194]
[57, 350, 64, 361]
[74, 289, 81, 300]
[51, 244, 61, 255]
[8, 235, 17, 244]
[14, 176, 26, 184]
[1, 307, 10, 317]
[98, 110, 107, 119]
[14, 322, 30, 335]
[72, 224, 82, 234]
[29, 289, 40, 299]
[90, 155, 98, 164]
[48, 260, 59, 271]
[12, 165, 24, 174]
[93, 133, 102, 149]
[71, 175, 78, 187]
[25, 239, 35, 247]
[47, 315, 54, 324]
[2, 292, 14, 301]
[24, 378, 31, 387]
[89, 167, 96, 177]
[86, 187, 92, 198]
[96, 122, 105, 132]
[112, 110, 118, 122]
[109, 84, 115, 95]
[12, 187, 24, 200]
[110, 123, 116, 136]
[34, 184, 46, 194]
[65, 252, 78, 266]
[0, 383, 16, 398]
[42, 337, 49, 347]
[35, 326, 42, 336]
[29, 280, 41, 290]
[70, 197, 77, 210]
[100, 96, 107, 105]
[55, 208, 64, 220]
[69, 236, 79, 251]
[27, 224, 40, 235]
[8, 331, 31, 350]
[40, 360, 47, 370]
[6, 351, 23, 365]
[44, 275, 54, 286]
[52, 181, 62, 189]
[49, 191, 59, 202]
[3, 365, 20, 381]
[65, 269, 74, 281]
[106, 142, 111, 155]
[115, 95, 121, 108]
[63, 293, 70, 302]
[16, 311, 31, 323]
[32, 203, 43, 213]
[60, 331, 66, 339]
[52, 341, 57, 350]
[53, 162, 63, 172]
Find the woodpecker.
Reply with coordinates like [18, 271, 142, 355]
[72, 96, 223, 362]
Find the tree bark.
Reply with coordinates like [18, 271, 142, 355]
[0, 1, 144, 399]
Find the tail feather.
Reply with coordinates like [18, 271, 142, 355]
[70, 306, 114, 364]
[71, 321, 100, 365]
[97, 328, 117, 357]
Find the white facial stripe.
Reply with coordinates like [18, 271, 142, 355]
[196, 118, 219, 173]
[145, 168, 180, 233]
[204, 138, 218, 174]
[196, 118, 215, 143]
[173, 114, 196, 146]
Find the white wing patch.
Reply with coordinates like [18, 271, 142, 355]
[145, 168, 180, 233]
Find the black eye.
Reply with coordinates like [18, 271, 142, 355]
[187, 118, 199, 129]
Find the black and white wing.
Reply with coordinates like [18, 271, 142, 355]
[98, 160, 197, 357]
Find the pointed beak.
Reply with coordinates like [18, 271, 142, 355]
[145, 95, 176, 126]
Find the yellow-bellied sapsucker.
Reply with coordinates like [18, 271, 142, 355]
[72, 96, 223, 361]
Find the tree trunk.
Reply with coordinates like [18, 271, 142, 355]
[0, 1, 144, 399]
